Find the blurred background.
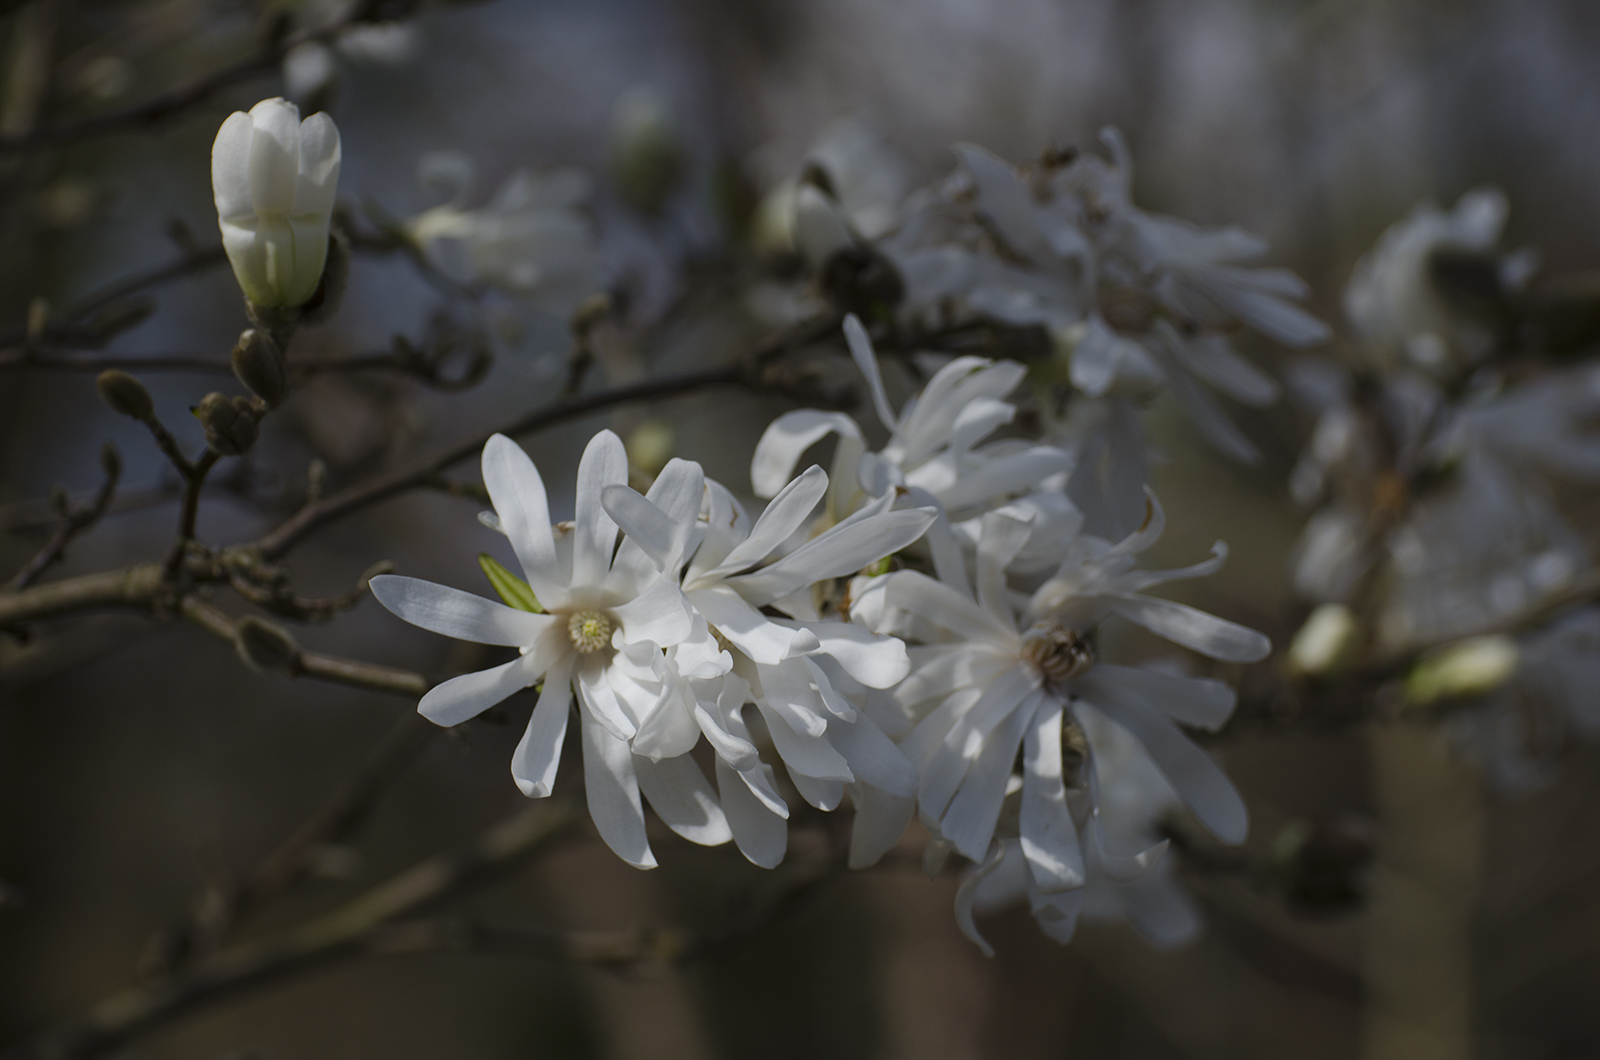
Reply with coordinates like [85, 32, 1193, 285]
[5, 0, 1600, 1057]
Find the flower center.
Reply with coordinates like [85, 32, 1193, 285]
[1021, 620, 1094, 682]
[567, 610, 614, 653]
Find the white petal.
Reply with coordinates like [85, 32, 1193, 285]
[717, 757, 788, 868]
[576, 657, 637, 741]
[293, 111, 341, 217]
[975, 511, 1032, 627]
[512, 654, 574, 797]
[613, 579, 693, 648]
[940, 690, 1038, 860]
[730, 508, 937, 606]
[580, 711, 656, 869]
[846, 783, 915, 869]
[600, 484, 678, 572]
[755, 696, 853, 783]
[369, 575, 557, 646]
[885, 570, 1015, 646]
[573, 430, 628, 587]
[955, 840, 1008, 958]
[418, 652, 539, 727]
[690, 586, 811, 665]
[843, 313, 899, 431]
[703, 465, 828, 580]
[1088, 687, 1249, 845]
[797, 620, 909, 688]
[787, 768, 844, 811]
[246, 98, 300, 217]
[1179, 333, 1278, 407]
[481, 435, 566, 610]
[1019, 702, 1085, 893]
[918, 666, 1040, 821]
[827, 711, 916, 797]
[1074, 664, 1236, 732]
[634, 754, 732, 846]
[631, 684, 700, 761]
[751, 410, 862, 498]
[1105, 593, 1271, 663]
[211, 112, 255, 222]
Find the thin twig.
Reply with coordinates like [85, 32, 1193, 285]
[254, 364, 750, 560]
[0, 5, 383, 158]
[163, 448, 219, 578]
[149, 712, 440, 974]
[9, 446, 121, 590]
[0, 802, 581, 1060]
[178, 597, 427, 698]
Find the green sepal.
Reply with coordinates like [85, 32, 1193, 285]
[478, 552, 542, 612]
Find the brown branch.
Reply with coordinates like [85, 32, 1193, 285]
[179, 597, 427, 698]
[0, 4, 385, 158]
[147, 712, 440, 975]
[254, 364, 751, 560]
[9, 445, 120, 590]
[0, 802, 581, 1060]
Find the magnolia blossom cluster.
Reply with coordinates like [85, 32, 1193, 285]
[767, 122, 1328, 538]
[372, 315, 1269, 953]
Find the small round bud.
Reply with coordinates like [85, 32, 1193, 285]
[234, 616, 302, 676]
[193, 392, 259, 456]
[231, 328, 288, 407]
[95, 369, 155, 421]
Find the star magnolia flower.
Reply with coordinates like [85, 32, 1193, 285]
[212, 98, 341, 308]
[600, 463, 936, 867]
[853, 499, 1268, 929]
[371, 431, 719, 870]
[750, 315, 1072, 527]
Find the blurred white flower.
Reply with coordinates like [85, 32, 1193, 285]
[371, 432, 718, 869]
[1344, 187, 1513, 375]
[211, 98, 341, 308]
[409, 162, 603, 315]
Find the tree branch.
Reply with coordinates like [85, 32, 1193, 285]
[10, 445, 120, 590]
[0, 802, 581, 1060]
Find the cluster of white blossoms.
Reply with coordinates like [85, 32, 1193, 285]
[762, 123, 1328, 538]
[370, 313, 1269, 953]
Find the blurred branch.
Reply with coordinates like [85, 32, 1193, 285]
[254, 364, 752, 559]
[0, 801, 581, 1060]
[148, 712, 440, 974]
[9, 443, 120, 590]
[0, 4, 385, 157]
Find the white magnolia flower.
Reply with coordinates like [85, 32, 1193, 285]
[370, 431, 720, 870]
[212, 98, 341, 308]
[957, 705, 1202, 955]
[601, 463, 936, 867]
[408, 163, 602, 314]
[752, 315, 1073, 536]
[1344, 187, 1516, 375]
[854, 500, 1268, 934]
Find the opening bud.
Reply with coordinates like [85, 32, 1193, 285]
[95, 369, 155, 421]
[193, 392, 260, 456]
[231, 329, 288, 407]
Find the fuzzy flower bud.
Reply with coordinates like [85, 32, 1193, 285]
[230, 328, 288, 408]
[95, 369, 154, 421]
[212, 98, 342, 309]
[1404, 634, 1520, 708]
[193, 393, 259, 456]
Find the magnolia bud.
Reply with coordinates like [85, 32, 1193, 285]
[1404, 634, 1520, 708]
[231, 329, 288, 407]
[96, 369, 154, 421]
[193, 392, 259, 456]
[234, 615, 302, 676]
[609, 87, 686, 216]
[212, 98, 342, 308]
[1288, 603, 1357, 677]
